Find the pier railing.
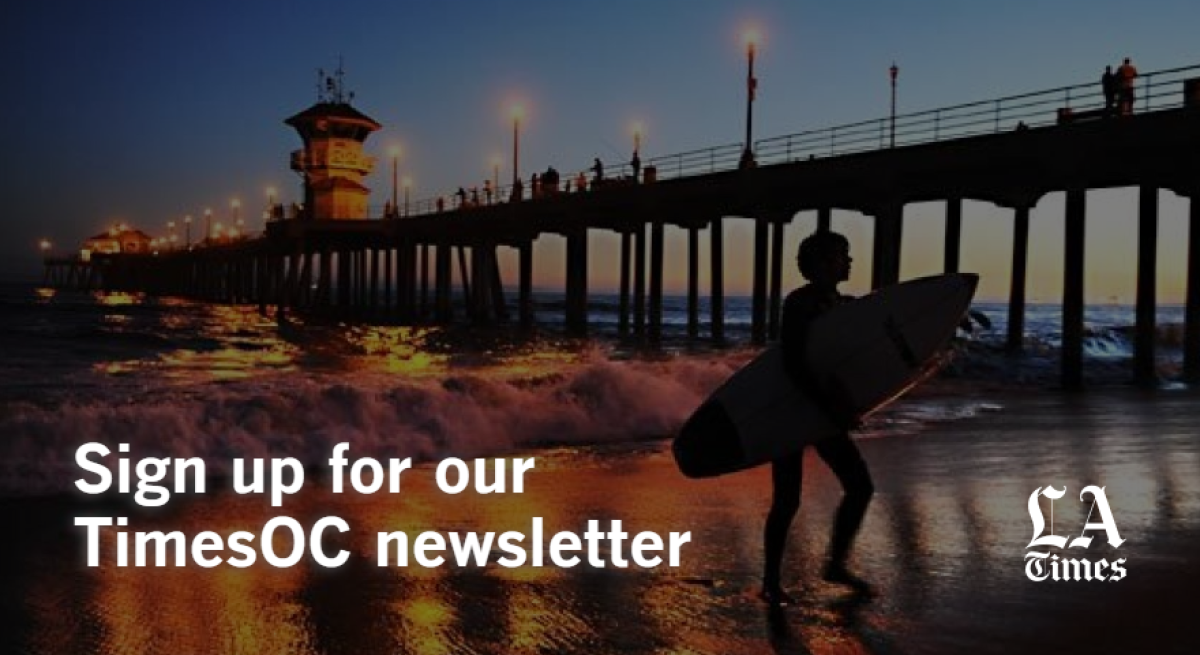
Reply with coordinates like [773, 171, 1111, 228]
[361, 62, 1200, 220]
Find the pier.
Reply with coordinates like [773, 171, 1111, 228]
[45, 64, 1200, 389]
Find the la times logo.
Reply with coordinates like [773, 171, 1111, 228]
[1025, 485, 1127, 582]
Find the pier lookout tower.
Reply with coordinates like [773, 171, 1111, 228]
[286, 66, 381, 220]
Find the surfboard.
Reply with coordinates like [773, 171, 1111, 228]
[673, 273, 978, 479]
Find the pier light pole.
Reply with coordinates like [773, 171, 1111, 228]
[389, 145, 401, 216]
[184, 215, 192, 249]
[491, 154, 502, 198]
[632, 121, 643, 158]
[39, 239, 51, 259]
[741, 29, 760, 169]
[511, 104, 524, 188]
[266, 186, 277, 222]
[203, 208, 213, 246]
[890, 62, 899, 148]
[167, 220, 176, 250]
[402, 176, 412, 216]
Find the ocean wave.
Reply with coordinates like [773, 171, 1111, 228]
[0, 351, 748, 497]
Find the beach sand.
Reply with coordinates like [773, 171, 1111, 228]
[2, 388, 1198, 654]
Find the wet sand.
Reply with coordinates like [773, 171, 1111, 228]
[2, 388, 1199, 654]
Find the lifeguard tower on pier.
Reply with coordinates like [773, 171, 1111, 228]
[285, 65, 381, 219]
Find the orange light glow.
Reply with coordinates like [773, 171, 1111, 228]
[743, 27, 762, 53]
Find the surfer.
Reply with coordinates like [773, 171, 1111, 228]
[762, 230, 874, 605]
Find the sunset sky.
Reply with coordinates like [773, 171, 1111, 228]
[4, 0, 1198, 302]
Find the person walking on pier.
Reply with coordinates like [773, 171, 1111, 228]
[762, 230, 874, 606]
[1101, 65, 1118, 113]
[1117, 57, 1138, 115]
[591, 157, 604, 185]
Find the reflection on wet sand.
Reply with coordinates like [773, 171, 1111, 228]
[3, 390, 1200, 654]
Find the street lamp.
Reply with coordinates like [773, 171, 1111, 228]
[167, 220, 176, 250]
[741, 28, 760, 169]
[491, 154, 502, 197]
[890, 62, 899, 148]
[402, 176, 412, 216]
[388, 145, 402, 216]
[266, 186, 278, 221]
[632, 121, 644, 156]
[39, 239, 51, 258]
[184, 215, 193, 249]
[510, 103, 525, 187]
[204, 208, 213, 245]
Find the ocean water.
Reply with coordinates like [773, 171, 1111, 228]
[0, 282, 1187, 496]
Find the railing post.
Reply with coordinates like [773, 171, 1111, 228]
[934, 110, 940, 140]
[786, 135, 792, 161]
[830, 127, 837, 156]
[994, 99, 1001, 132]
[1143, 73, 1151, 112]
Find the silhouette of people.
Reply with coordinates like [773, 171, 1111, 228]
[591, 157, 604, 184]
[455, 187, 467, 208]
[531, 173, 541, 199]
[543, 166, 560, 194]
[763, 230, 874, 606]
[470, 187, 479, 207]
[739, 147, 757, 170]
[1101, 65, 1118, 113]
[576, 171, 587, 192]
[631, 151, 642, 182]
[1117, 57, 1138, 115]
[484, 179, 494, 205]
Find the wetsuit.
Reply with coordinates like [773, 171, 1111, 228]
[763, 284, 875, 591]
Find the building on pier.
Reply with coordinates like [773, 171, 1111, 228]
[285, 65, 381, 220]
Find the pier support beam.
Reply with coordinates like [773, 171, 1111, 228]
[337, 250, 351, 310]
[711, 217, 725, 342]
[619, 230, 632, 335]
[648, 220, 664, 342]
[944, 197, 962, 274]
[634, 223, 646, 335]
[1062, 187, 1087, 391]
[419, 244, 430, 321]
[751, 217, 769, 345]
[1185, 192, 1200, 383]
[565, 230, 589, 335]
[1007, 205, 1031, 352]
[1134, 186, 1159, 385]
[871, 203, 904, 289]
[817, 206, 832, 233]
[436, 243, 453, 322]
[489, 246, 507, 323]
[769, 217, 786, 340]
[384, 246, 393, 315]
[519, 240, 534, 328]
[687, 226, 700, 339]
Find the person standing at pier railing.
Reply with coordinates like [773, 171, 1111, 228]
[1117, 57, 1138, 115]
[1101, 65, 1118, 114]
